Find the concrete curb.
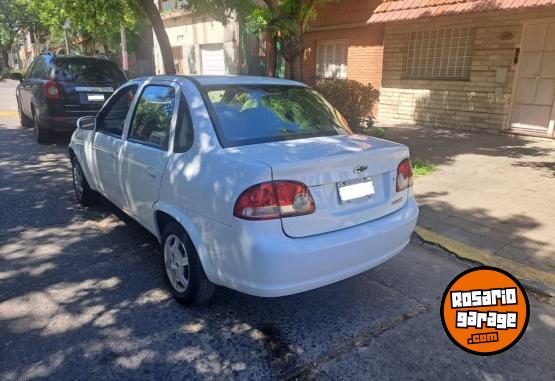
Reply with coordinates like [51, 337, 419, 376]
[415, 226, 555, 305]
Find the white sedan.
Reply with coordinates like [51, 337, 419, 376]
[69, 76, 418, 304]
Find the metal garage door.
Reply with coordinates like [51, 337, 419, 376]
[201, 44, 226, 75]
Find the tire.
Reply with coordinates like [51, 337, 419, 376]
[18, 99, 32, 127]
[161, 222, 215, 305]
[33, 110, 50, 144]
[71, 157, 97, 206]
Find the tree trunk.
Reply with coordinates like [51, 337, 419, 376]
[290, 54, 302, 81]
[263, 31, 276, 77]
[137, 0, 175, 75]
[1, 50, 9, 70]
[281, 23, 304, 81]
[282, 43, 303, 81]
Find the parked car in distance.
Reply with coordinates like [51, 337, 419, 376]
[69, 75, 419, 305]
[15, 53, 127, 143]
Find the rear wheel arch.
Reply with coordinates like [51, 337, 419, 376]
[68, 147, 77, 162]
[155, 210, 179, 241]
[17, 96, 32, 127]
[153, 207, 216, 283]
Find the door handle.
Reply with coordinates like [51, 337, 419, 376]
[146, 168, 157, 179]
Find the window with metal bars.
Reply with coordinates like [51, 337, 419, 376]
[405, 27, 475, 80]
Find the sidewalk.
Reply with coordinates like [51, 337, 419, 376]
[383, 124, 555, 295]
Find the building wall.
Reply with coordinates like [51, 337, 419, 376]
[302, 0, 384, 88]
[153, 12, 239, 75]
[378, 8, 555, 133]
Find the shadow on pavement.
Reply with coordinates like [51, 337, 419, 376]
[1, 123, 554, 380]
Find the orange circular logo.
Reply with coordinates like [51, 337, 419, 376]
[441, 267, 529, 355]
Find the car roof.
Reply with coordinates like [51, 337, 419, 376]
[52, 55, 113, 62]
[135, 75, 306, 87]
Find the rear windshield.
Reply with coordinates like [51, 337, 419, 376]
[52, 58, 127, 84]
[204, 85, 352, 147]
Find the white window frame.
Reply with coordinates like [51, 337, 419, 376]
[405, 27, 475, 80]
[316, 40, 348, 79]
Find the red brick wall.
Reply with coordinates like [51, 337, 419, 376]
[302, 0, 385, 89]
[313, 0, 381, 26]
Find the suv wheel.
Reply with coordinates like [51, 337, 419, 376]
[33, 111, 50, 144]
[162, 222, 215, 305]
[18, 100, 32, 127]
[71, 158, 96, 206]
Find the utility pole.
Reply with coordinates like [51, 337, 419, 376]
[120, 25, 129, 73]
[62, 20, 70, 54]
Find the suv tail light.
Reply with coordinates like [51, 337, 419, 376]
[234, 181, 315, 220]
[44, 80, 60, 100]
[396, 158, 414, 192]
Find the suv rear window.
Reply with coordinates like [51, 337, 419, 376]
[52, 58, 126, 84]
[204, 85, 352, 147]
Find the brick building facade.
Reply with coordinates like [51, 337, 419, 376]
[370, 0, 555, 138]
[302, 0, 384, 89]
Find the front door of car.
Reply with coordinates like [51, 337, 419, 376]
[120, 84, 178, 230]
[92, 84, 138, 207]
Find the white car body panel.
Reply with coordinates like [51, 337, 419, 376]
[225, 135, 412, 237]
[69, 75, 419, 297]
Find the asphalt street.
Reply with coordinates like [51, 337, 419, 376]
[0, 79, 554, 380]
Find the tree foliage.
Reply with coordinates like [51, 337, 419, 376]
[28, 0, 142, 53]
[185, 0, 335, 80]
[0, 0, 40, 66]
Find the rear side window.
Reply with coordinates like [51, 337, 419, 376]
[32, 58, 47, 79]
[97, 85, 138, 137]
[174, 94, 194, 152]
[204, 85, 352, 147]
[53, 58, 126, 84]
[128, 86, 175, 150]
[25, 59, 39, 79]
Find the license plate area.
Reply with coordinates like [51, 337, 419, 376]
[338, 177, 375, 203]
[87, 93, 105, 102]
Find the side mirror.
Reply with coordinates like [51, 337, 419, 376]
[77, 116, 95, 130]
[10, 73, 22, 81]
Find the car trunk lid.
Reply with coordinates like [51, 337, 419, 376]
[227, 134, 411, 237]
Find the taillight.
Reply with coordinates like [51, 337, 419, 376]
[233, 181, 315, 220]
[396, 158, 414, 192]
[44, 80, 60, 100]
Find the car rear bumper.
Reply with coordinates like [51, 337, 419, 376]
[210, 197, 419, 297]
[40, 115, 93, 131]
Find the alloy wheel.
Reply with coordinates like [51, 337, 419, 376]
[33, 113, 38, 137]
[164, 234, 190, 292]
[72, 164, 84, 200]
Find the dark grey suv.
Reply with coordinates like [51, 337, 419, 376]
[14, 53, 127, 143]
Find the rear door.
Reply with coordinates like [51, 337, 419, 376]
[92, 84, 139, 207]
[20, 58, 40, 115]
[120, 83, 178, 230]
